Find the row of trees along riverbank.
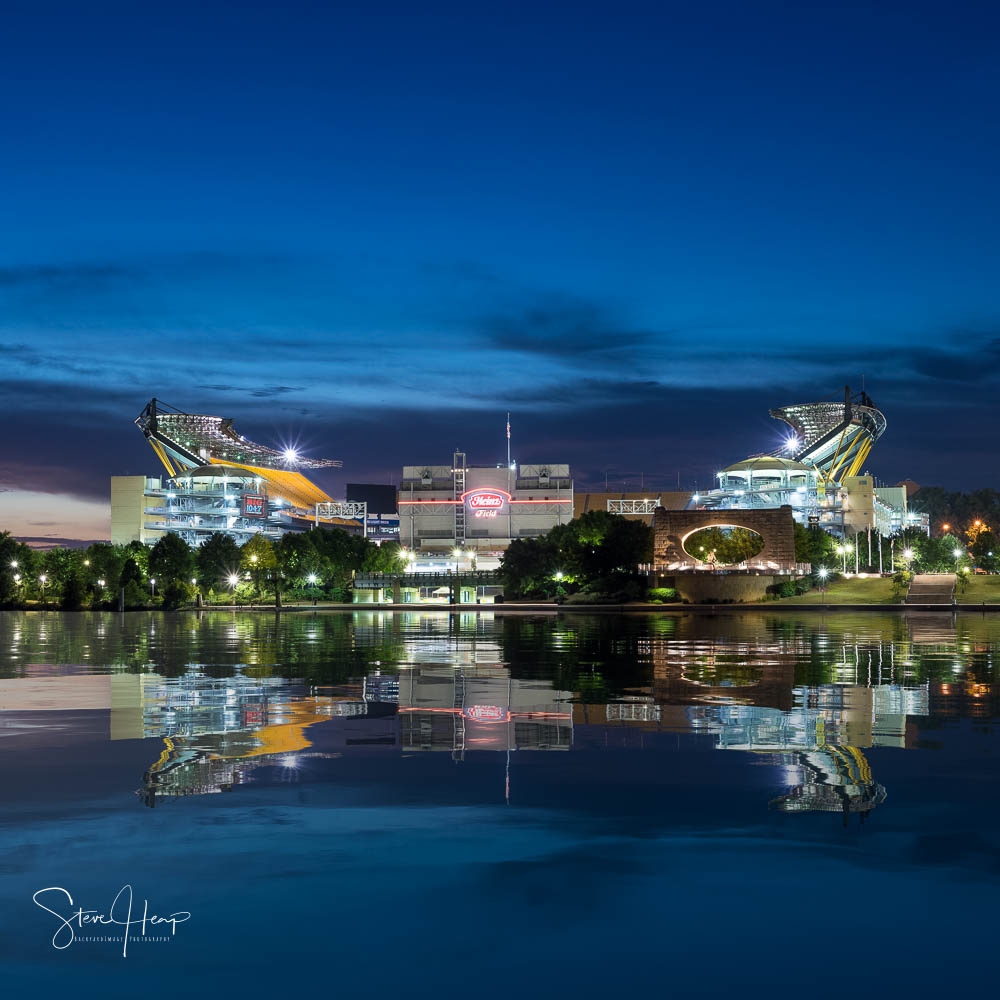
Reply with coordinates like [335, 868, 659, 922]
[0, 529, 406, 610]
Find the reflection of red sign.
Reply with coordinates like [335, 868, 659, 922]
[468, 492, 505, 510]
[464, 704, 510, 723]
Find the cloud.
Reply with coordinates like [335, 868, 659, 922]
[0, 263, 134, 289]
[479, 298, 666, 362]
[14, 537, 107, 550]
[905, 336, 1000, 382]
[195, 384, 305, 397]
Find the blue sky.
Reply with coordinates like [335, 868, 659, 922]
[2, 0, 999, 540]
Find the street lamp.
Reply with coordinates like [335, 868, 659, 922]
[307, 573, 319, 604]
[452, 547, 462, 573]
[38, 573, 47, 600]
[10, 560, 17, 569]
[555, 571, 564, 580]
[150, 577, 156, 597]
[818, 566, 828, 602]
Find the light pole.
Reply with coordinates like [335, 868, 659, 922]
[150, 577, 156, 598]
[307, 573, 319, 605]
[38, 573, 47, 602]
[228, 573, 239, 604]
[817, 566, 828, 602]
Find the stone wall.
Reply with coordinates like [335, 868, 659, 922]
[653, 505, 797, 569]
[666, 574, 780, 604]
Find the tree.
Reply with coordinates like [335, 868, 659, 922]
[196, 533, 242, 590]
[122, 540, 150, 577]
[687, 526, 764, 565]
[41, 548, 84, 595]
[85, 542, 125, 599]
[119, 557, 144, 591]
[362, 540, 407, 575]
[277, 532, 320, 587]
[970, 530, 999, 573]
[240, 534, 277, 599]
[60, 571, 87, 611]
[500, 511, 652, 599]
[149, 533, 194, 587]
[0, 531, 33, 606]
[793, 523, 836, 567]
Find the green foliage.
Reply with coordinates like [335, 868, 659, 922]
[241, 534, 277, 598]
[277, 532, 321, 584]
[196, 533, 242, 590]
[768, 577, 815, 598]
[122, 579, 148, 609]
[161, 579, 194, 609]
[970, 530, 998, 573]
[891, 569, 913, 599]
[149, 533, 195, 586]
[647, 587, 678, 603]
[906, 487, 999, 538]
[85, 543, 125, 595]
[60, 571, 87, 610]
[501, 511, 652, 599]
[119, 557, 143, 590]
[793, 523, 837, 566]
[362, 540, 407, 574]
[684, 526, 764, 565]
[122, 540, 149, 576]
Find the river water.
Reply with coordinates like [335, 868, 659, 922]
[0, 609, 996, 997]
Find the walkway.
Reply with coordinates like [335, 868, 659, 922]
[905, 573, 956, 606]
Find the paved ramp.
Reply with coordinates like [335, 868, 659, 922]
[905, 573, 956, 606]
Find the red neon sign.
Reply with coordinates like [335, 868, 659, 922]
[464, 704, 510, 723]
[465, 489, 509, 510]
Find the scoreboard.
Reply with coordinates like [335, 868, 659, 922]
[242, 494, 267, 518]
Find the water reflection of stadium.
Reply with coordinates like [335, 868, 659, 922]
[118, 650, 932, 822]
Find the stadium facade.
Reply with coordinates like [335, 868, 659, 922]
[111, 398, 354, 547]
[397, 452, 573, 569]
[692, 386, 926, 539]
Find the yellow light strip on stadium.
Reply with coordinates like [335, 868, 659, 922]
[207, 459, 333, 509]
[148, 438, 176, 477]
[846, 439, 872, 479]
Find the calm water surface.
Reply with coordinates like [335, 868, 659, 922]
[0, 609, 996, 997]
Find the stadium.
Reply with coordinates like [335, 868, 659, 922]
[694, 386, 920, 538]
[111, 399, 353, 547]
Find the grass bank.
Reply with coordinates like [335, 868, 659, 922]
[956, 576, 1000, 604]
[776, 577, 900, 605]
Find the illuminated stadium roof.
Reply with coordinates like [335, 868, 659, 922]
[136, 398, 340, 510]
[770, 386, 886, 482]
[721, 456, 812, 475]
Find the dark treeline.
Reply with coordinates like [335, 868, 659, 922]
[0, 529, 406, 610]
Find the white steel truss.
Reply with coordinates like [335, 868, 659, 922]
[315, 501, 368, 536]
[607, 498, 660, 514]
